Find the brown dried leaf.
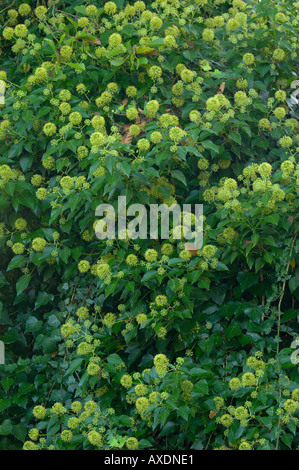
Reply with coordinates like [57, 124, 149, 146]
[87, 38, 102, 45]
[121, 130, 133, 144]
[217, 82, 225, 94]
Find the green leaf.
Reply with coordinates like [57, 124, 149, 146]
[16, 274, 31, 296]
[237, 272, 258, 292]
[171, 170, 187, 186]
[0, 419, 12, 436]
[7, 255, 25, 271]
[65, 358, 84, 377]
[201, 140, 219, 154]
[0, 399, 11, 413]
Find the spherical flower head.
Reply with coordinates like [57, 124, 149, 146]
[32, 237, 46, 252]
[180, 69, 195, 83]
[164, 35, 176, 48]
[235, 406, 249, 420]
[178, 250, 191, 261]
[3, 27, 14, 40]
[67, 417, 79, 429]
[34, 66, 48, 84]
[155, 295, 168, 307]
[91, 116, 105, 131]
[258, 118, 271, 130]
[220, 414, 234, 427]
[236, 78, 248, 90]
[35, 6, 47, 17]
[214, 396, 225, 410]
[28, 428, 39, 441]
[279, 136, 292, 148]
[76, 306, 89, 320]
[135, 1, 146, 12]
[59, 102, 71, 115]
[229, 377, 241, 391]
[19, 4, 31, 16]
[60, 45, 73, 61]
[273, 48, 286, 61]
[226, 18, 241, 32]
[12, 243, 25, 255]
[69, 111, 83, 125]
[234, 91, 248, 106]
[78, 17, 89, 28]
[120, 374, 133, 389]
[136, 313, 147, 325]
[201, 244, 217, 259]
[274, 107, 286, 120]
[239, 441, 252, 450]
[33, 405, 46, 420]
[275, 90, 286, 102]
[108, 33, 122, 47]
[153, 353, 169, 370]
[202, 28, 214, 42]
[281, 160, 294, 175]
[161, 243, 173, 256]
[87, 430, 102, 447]
[77, 260, 90, 275]
[96, 263, 110, 280]
[51, 402, 66, 415]
[135, 396, 149, 413]
[103, 312, 117, 328]
[144, 249, 158, 262]
[90, 132, 106, 147]
[275, 12, 287, 23]
[148, 66, 162, 80]
[60, 176, 73, 190]
[14, 24, 28, 38]
[135, 383, 148, 396]
[126, 254, 138, 266]
[8, 9, 18, 19]
[61, 323, 75, 338]
[59, 89, 72, 101]
[87, 362, 100, 376]
[0, 70, 7, 81]
[283, 399, 298, 414]
[77, 341, 92, 355]
[243, 53, 254, 65]
[242, 372, 256, 387]
[126, 107, 138, 121]
[258, 162, 272, 178]
[223, 178, 238, 191]
[292, 389, 299, 401]
[169, 126, 186, 142]
[14, 217, 27, 232]
[189, 110, 201, 123]
[43, 123, 57, 136]
[84, 400, 97, 414]
[198, 158, 209, 171]
[36, 188, 47, 200]
[23, 441, 37, 450]
[126, 437, 139, 450]
[150, 17, 163, 30]
[61, 430, 73, 442]
[146, 100, 159, 118]
[126, 86, 137, 98]
[150, 131, 162, 144]
[104, 1, 117, 15]
[206, 96, 221, 112]
[71, 401, 82, 413]
[137, 138, 150, 152]
[95, 46, 106, 59]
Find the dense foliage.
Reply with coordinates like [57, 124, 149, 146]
[0, 0, 298, 451]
